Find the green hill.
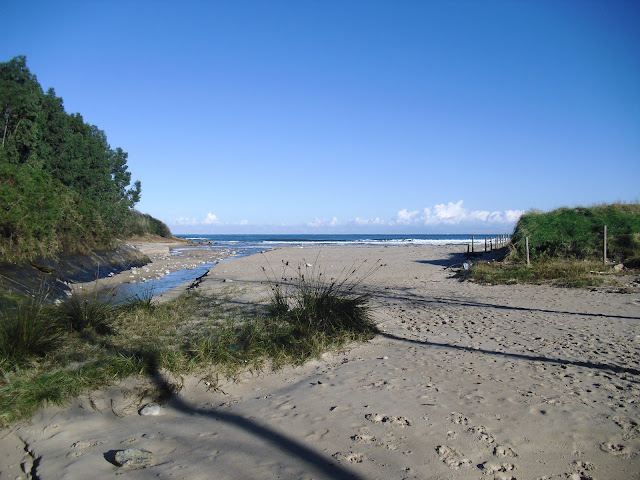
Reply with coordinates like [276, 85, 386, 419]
[511, 204, 640, 265]
[467, 203, 640, 287]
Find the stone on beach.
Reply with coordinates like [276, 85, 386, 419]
[139, 404, 162, 416]
[113, 449, 153, 469]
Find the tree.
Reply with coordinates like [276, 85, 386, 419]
[0, 55, 143, 261]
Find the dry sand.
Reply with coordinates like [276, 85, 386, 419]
[2, 244, 639, 479]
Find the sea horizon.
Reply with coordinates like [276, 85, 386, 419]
[173, 233, 509, 249]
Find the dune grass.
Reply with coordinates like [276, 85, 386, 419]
[510, 203, 640, 263]
[0, 262, 379, 427]
[465, 259, 610, 287]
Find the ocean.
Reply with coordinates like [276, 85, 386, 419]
[174, 233, 491, 251]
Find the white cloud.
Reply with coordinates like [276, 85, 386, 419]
[394, 201, 524, 226]
[504, 210, 523, 223]
[354, 216, 387, 225]
[433, 200, 465, 222]
[308, 216, 341, 228]
[469, 210, 490, 222]
[396, 209, 420, 224]
[174, 216, 198, 225]
[203, 212, 221, 225]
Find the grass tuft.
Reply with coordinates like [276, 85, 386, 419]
[57, 291, 115, 334]
[0, 294, 61, 365]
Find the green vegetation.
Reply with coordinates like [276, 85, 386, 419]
[510, 203, 640, 263]
[1, 56, 170, 263]
[124, 210, 172, 238]
[0, 294, 61, 365]
[467, 259, 609, 288]
[0, 263, 378, 426]
[467, 204, 640, 287]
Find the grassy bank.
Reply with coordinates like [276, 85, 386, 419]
[0, 265, 378, 427]
[466, 204, 640, 287]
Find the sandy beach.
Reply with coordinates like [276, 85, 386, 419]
[2, 244, 639, 479]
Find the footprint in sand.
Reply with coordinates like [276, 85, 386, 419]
[435, 445, 473, 469]
[467, 425, 496, 445]
[572, 460, 596, 474]
[365, 413, 411, 427]
[479, 461, 515, 478]
[493, 444, 517, 458]
[350, 433, 377, 444]
[600, 441, 633, 458]
[332, 451, 365, 464]
[449, 412, 469, 425]
[612, 415, 640, 440]
[71, 439, 107, 449]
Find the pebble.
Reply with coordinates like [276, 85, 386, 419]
[139, 404, 161, 416]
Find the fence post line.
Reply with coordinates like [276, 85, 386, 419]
[526, 236, 530, 266]
[603, 225, 607, 266]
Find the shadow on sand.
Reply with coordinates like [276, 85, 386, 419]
[380, 332, 640, 377]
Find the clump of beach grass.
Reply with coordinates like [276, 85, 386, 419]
[188, 257, 380, 378]
[57, 290, 116, 334]
[0, 293, 61, 366]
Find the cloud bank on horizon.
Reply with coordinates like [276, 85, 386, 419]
[170, 200, 525, 233]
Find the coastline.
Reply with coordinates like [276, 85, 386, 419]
[2, 244, 639, 479]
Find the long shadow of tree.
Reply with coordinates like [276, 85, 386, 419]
[380, 332, 640, 377]
[366, 288, 640, 321]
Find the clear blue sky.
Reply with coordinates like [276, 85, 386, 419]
[2, 1, 638, 234]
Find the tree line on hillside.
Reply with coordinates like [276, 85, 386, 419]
[0, 56, 169, 263]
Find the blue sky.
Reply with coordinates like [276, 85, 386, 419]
[2, 1, 638, 234]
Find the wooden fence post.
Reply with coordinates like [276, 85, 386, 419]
[484, 236, 487, 252]
[603, 225, 607, 266]
[472, 236, 475, 253]
[526, 236, 530, 266]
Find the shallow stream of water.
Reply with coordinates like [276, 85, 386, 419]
[102, 246, 266, 303]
